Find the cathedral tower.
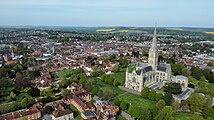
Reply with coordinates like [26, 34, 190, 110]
[148, 26, 158, 70]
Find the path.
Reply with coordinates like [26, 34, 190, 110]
[120, 111, 135, 120]
[118, 86, 141, 96]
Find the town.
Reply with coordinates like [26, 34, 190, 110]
[0, 26, 213, 120]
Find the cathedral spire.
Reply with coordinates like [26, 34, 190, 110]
[148, 25, 158, 70]
[151, 24, 157, 50]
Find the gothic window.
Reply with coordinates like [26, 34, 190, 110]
[132, 77, 136, 83]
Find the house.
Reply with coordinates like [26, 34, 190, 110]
[81, 110, 96, 120]
[52, 109, 74, 120]
[0, 103, 42, 120]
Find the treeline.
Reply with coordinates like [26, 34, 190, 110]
[171, 64, 214, 83]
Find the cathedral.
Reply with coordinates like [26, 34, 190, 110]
[125, 26, 187, 92]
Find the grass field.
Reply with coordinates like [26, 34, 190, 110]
[96, 28, 115, 32]
[118, 30, 130, 32]
[173, 112, 205, 120]
[167, 28, 184, 31]
[95, 77, 125, 97]
[205, 32, 214, 34]
[116, 93, 156, 118]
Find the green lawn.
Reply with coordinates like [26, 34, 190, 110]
[173, 112, 205, 120]
[95, 77, 125, 97]
[116, 93, 156, 118]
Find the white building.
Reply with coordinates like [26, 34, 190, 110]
[125, 26, 188, 92]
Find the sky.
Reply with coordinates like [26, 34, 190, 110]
[0, 0, 214, 28]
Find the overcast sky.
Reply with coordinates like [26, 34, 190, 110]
[0, 0, 214, 27]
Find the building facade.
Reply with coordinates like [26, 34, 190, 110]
[125, 27, 186, 92]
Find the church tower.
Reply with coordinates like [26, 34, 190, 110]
[148, 26, 158, 70]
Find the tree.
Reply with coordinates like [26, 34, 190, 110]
[181, 68, 191, 77]
[40, 87, 53, 97]
[0, 67, 7, 78]
[203, 107, 214, 119]
[92, 87, 98, 95]
[155, 93, 163, 101]
[141, 87, 150, 98]
[172, 101, 180, 112]
[180, 100, 189, 112]
[113, 79, 119, 86]
[156, 99, 166, 110]
[155, 106, 173, 120]
[148, 90, 156, 101]
[45, 106, 54, 114]
[0, 77, 12, 88]
[140, 108, 153, 120]
[62, 89, 70, 96]
[120, 101, 128, 110]
[163, 83, 182, 94]
[21, 97, 35, 108]
[15, 72, 23, 80]
[112, 64, 120, 73]
[9, 92, 16, 101]
[24, 87, 40, 97]
[191, 66, 203, 80]
[207, 62, 213, 66]
[188, 93, 204, 113]
[163, 92, 173, 105]
[171, 64, 185, 75]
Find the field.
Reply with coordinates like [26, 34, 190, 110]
[205, 32, 214, 34]
[95, 77, 125, 97]
[96, 28, 115, 32]
[116, 93, 156, 118]
[173, 112, 204, 120]
[167, 28, 184, 31]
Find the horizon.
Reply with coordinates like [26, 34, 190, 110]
[1, 0, 214, 28]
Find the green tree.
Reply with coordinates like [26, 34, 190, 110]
[92, 87, 98, 95]
[155, 93, 163, 101]
[141, 87, 150, 98]
[181, 68, 191, 77]
[156, 99, 166, 110]
[202, 107, 214, 119]
[207, 62, 213, 66]
[9, 91, 16, 101]
[120, 101, 128, 110]
[188, 93, 204, 113]
[156, 106, 173, 120]
[148, 90, 156, 101]
[45, 106, 54, 114]
[172, 101, 180, 112]
[140, 108, 153, 120]
[163, 83, 182, 94]
[40, 87, 53, 97]
[171, 64, 185, 75]
[113, 79, 119, 86]
[112, 64, 120, 73]
[15, 72, 23, 80]
[163, 92, 173, 105]
[21, 97, 35, 108]
[0, 77, 12, 88]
